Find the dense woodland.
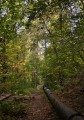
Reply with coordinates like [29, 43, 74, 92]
[0, 0, 84, 94]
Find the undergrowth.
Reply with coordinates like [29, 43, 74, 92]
[0, 80, 35, 95]
[0, 101, 27, 120]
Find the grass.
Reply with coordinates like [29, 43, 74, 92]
[0, 100, 27, 120]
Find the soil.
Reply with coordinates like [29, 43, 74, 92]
[0, 92, 60, 120]
[0, 82, 84, 120]
[24, 92, 60, 120]
[54, 82, 84, 115]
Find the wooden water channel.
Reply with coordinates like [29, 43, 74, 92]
[43, 87, 84, 120]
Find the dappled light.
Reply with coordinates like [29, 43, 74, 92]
[0, 0, 84, 120]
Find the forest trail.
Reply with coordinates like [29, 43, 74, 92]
[0, 86, 84, 120]
[25, 91, 60, 120]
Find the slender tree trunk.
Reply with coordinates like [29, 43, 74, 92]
[0, 37, 8, 82]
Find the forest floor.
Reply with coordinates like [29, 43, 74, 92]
[0, 91, 60, 120]
[55, 81, 84, 115]
[0, 82, 84, 120]
[24, 81, 84, 120]
[26, 91, 60, 120]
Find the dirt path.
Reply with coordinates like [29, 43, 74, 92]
[26, 92, 60, 120]
[0, 91, 60, 120]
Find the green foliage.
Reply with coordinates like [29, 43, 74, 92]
[37, 0, 84, 90]
[0, 79, 35, 95]
[0, 101, 26, 120]
[0, 0, 84, 93]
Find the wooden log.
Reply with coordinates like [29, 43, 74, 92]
[0, 94, 11, 101]
[43, 87, 84, 120]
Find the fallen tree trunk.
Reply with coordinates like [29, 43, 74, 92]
[43, 87, 84, 120]
[0, 94, 11, 101]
